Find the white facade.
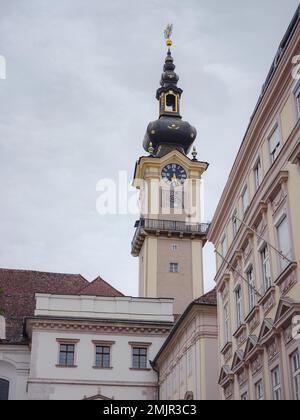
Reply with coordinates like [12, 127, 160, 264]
[24, 294, 174, 400]
[0, 345, 30, 400]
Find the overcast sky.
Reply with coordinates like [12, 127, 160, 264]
[0, 0, 299, 296]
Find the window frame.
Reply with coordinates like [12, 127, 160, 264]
[232, 210, 238, 237]
[220, 234, 227, 258]
[290, 350, 300, 400]
[268, 125, 281, 164]
[169, 262, 179, 273]
[260, 244, 272, 293]
[294, 83, 300, 119]
[129, 342, 151, 370]
[223, 301, 230, 345]
[235, 285, 243, 329]
[241, 186, 249, 215]
[255, 379, 264, 400]
[92, 340, 115, 369]
[247, 266, 256, 312]
[275, 214, 291, 272]
[271, 366, 282, 400]
[253, 158, 262, 191]
[56, 339, 79, 367]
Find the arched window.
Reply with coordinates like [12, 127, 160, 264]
[164, 93, 177, 112]
[0, 378, 9, 400]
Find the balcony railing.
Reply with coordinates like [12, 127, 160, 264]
[132, 218, 210, 253]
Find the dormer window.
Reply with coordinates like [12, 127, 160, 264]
[164, 92, 177, 113]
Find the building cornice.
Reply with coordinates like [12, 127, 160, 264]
[25, 317, 173, 339]
[208, 15, 300, 243]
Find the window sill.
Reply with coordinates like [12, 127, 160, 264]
[93, 366, 113, 370]
[129, 368, 151, 371]
[55, 364, 77, 368]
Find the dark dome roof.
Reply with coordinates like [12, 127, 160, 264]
[143, 116, 197, 155]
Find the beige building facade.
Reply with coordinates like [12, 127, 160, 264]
[153, 289, 218, 400]
[208, 7, 300, 400]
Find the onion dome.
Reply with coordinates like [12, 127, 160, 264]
[143, 26, 197, 157]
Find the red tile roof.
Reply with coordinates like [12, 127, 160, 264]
[0, 268, 123, 344]
[194, 288, 217, 305]
[78, 277, 124, 297]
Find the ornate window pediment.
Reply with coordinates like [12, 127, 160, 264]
[218, 365, 234, 387]
[231, 350, 244, 373]
[258, 318, 276, 345]
[274, 297, 300, 330]
[83, 393, 112, 400]
[244, 335, 261, 362]
[289, 140, 300, 165]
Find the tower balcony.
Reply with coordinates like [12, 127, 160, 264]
[131, 218, 210, 256]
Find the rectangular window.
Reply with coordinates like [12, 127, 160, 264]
[95, 346, 111, 368]
[295, 86, 300, 118]
[221, 235, 227, 258]
[171, 244, 177, 251]
[291, 351, 300, 400]
[169, 263, 179, 273]
[276, 216, 291, 271]
[254, 159, 262, 191]
[255, 379, 264, 400]
[269, 126, 281, 163]
[247, 267, 256, 312]
[271, 366, 282, 400]
[235, 286, 243, 329]
[59, 344, 75, 366]
[132, 347, 147, 369]
[232, 211, 238, 237]
[223, 302, 230, 344]
[261, 245, 272, 293]
[242, 187, 249, 214]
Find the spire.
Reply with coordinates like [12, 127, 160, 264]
[143, 25, 197, 157]
[156, 25, 183, 110]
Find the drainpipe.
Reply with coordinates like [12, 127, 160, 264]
[150, 360, 160, 401]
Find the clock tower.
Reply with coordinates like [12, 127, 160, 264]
[132, 29, 209, 315]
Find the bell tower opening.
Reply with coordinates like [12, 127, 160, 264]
[165, 92, 177, 113]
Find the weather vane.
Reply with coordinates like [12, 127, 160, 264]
[164, 23, 173, 48]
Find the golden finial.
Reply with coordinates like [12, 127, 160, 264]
[164, 24, 173, 48]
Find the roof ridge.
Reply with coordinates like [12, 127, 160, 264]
[0, 267, 88, 281]
[79, 276, 124, 296]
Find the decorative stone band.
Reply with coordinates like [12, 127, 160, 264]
[274, 262, 298, 296]
[25, 318, 173, 337]
[258, 287, 276, 315]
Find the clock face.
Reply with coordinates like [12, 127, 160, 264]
[161, 164, 187, 186]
